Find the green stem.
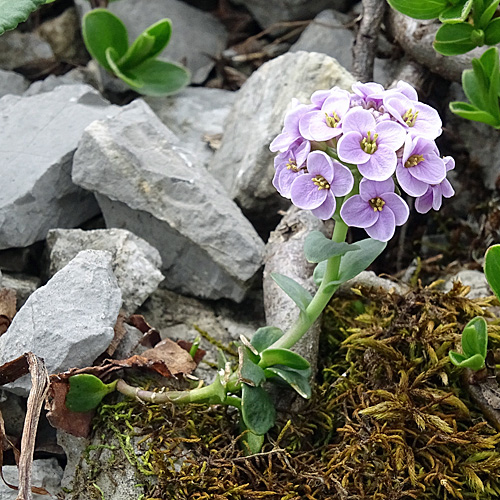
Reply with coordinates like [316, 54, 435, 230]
[269, 218, 349, 350]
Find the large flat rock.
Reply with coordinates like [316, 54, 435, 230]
[0, 250, 122, 396]
[208, 51, 355, 213]
[0, 84, 119, 249]
[72, 100, 264, 302]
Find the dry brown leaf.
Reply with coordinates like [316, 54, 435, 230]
[127, 314, 161, 348]
[177, 339, 206, 365]
[96, 311, 128, 362]
[141, 338, 197, 375]
[0, 288, 16, 336]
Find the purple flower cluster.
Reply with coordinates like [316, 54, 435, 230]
[270, 81, 455, 242]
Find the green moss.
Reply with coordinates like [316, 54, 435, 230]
[69, 281, 500, 499]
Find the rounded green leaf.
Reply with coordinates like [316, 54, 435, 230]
[82, 9, 129, 72]
[449, 101, 500, 126]
[462, 316, 488, 359]
[264, 366, 312, 399]
[117, 19, 172, 71]
[238, 346, 266, 387]
[241, 384, 276, 435]
[439, 0, 473, 24]
[260, 348, 310, 370]
[250, 326, 284, 353]
[304, 231, 358, 263]
[449, 351, 485, 370]
[271, 273, 312, 314]
[65, 374, 117, 413]
[434, 23, 478, 55]
[387, 0, 449, 19]
[478, 0, 500, 29]
[485, 244, 500, 300]
[239, 420, 265, 455]
[0, 0, 48, 35]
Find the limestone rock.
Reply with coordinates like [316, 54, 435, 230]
[145, 87, 236, 168]
[0, 30, 54, 71]
[72, 100, 264, 302]
[0, 69, 29, 97]
[208, 51, 356, 213]
[46, 228, 164, 313]
[443, 269, 491, 299]
[0, 84, 119, 249]
[231, 0, 350, 28]
[0, 250, 122, 396]
[74, 0, 227, 84]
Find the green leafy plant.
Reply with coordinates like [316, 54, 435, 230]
[0, 0, 49, 35]
[65, 374, 118, 412]
[449, 316, 488, 369]
[82, 8, 190, 96]
[450, 47, 500, 127]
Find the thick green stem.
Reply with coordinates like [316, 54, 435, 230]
[269, 218, 349, 350]
[116, 379, 221, 405]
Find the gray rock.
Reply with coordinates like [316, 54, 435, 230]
[0, 84, 119, 249]
[74, 0, 227, 84]
[46, 228, 164, 313]
[340, 270, 410, 295]
[24, 67, 96, 97]
[446, 82, 500, 191]
[443, 269, 491, 299]
[1, 273, 40, 308]
[0, 458, 63, 499]
[0, 250, 122, 396]
[208, 51, 355, 212]
[290, 10, 354, 71]
[0, 31, 54, 71]
[231, 0, 350, 28]
[145, 87, 236, 168]
[0, 390, 25, 438]
[0, 70, 29, 97]
[72, 100, 265, 302]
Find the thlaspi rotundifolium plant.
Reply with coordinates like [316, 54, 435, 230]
[82, 8, 190, 96]
[67, 81, 455, 454]
[386, 0, 500, 128]
[0, 0, 57, 35]
[449, 244, 500, 371]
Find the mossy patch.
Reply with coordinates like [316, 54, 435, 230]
[67, 282, 500, 500]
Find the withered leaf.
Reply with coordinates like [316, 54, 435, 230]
[177, 339, 206, 365]
[141, 338, 197, 375]
[127, 314, 161, 347]
[0, 288, 16, 336]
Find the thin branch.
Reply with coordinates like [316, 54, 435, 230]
[352, 0, 386, 82]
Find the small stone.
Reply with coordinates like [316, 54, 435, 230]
[208, 51, 355, 214]
[0, 84, 119, 249]
[74, 0, 227, 84]
[0, 250, 122, 396]
[0, 69, 29, 97]
[231, 0, 350, 28]
[46, 228, 164, 313]
[145, 87, 236, 168]
[443, 269, 491, 299]
[1, 273, 40, 308]
[0, 458, 63, 499]
[0, 30, 54, 71]
[72, 100, 264, 302]
[340, 270, 410, 296]
[290, 10, 354, 71]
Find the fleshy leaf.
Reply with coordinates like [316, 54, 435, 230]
[304, 231, 359, 263]
[264, 366, 312, 399]
[485, 244, 500, 300]
[324, 238, 387, 287]
[0, 0, 48, 35]
[240, 420, 265, 455]
[484, 18, 500, 44]
[241, 384, 276, 435]
[478, 0, 500, 28]
[313, 260, 327, 286]
[117, 18, 172, 71]
[238, 346, 265, 387]
[271, 273, 313, 314]
[439, 0, 473, 23]
[260, 348, 310, 370]
[386, 0, 449, 19]
[449, 351, 485, 370]
[65, 374, 117, 413]
[82, 9, 129, 72]
[461, 316, 488, 359]
[434, 23, 478, 55]
[250, 326, 284, 353]
[449, 101, 500, 126]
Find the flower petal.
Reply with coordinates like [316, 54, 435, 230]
[365, 208, 396, 242]
[290, 174, 328, 209]
[277, 167, 301, 198]
[375, 120, 406, 151]
[311, 192, 336, 220]
[340, 195, 379, 228]
[383, 193, 410, 226]
[431, 185, 443, 211]
[415, 188, 433, 214]
[359, 177, 394, 200]
[357, 145, 397, 181]
[441, 178, 455, 198]
[337, 131, 370, 165]
[300, 110, 342, 141]
[410, 154, 446, 184]
[331, 162, 354, 197]
[342, 107, 376, 135]
[396, 163, 428, 197]
[306, 151, 334, 181]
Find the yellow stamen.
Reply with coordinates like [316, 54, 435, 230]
[312, 175, 330, 190]
[325, 111, 340, 128]
[404, 154, 424, 168]
[360, 131, 379, 154]
[369, 197, 385, 212]
[403, 108, 419, 127]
